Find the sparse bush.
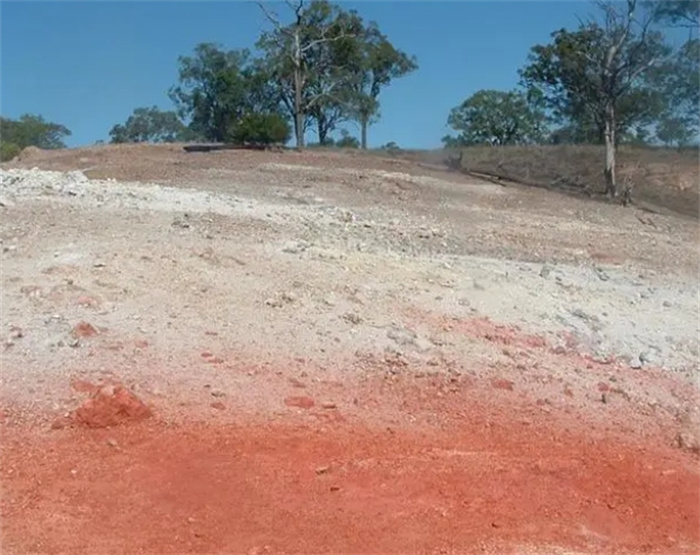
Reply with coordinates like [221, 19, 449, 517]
[230, 113, 291, 145]
[381, 141, 401, 155]
[335, 130, 359, 149]
[0, 141, 21, 162]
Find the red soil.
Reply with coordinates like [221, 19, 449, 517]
[1, 383, 698, 555]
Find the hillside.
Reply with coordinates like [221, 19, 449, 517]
[385, 144, 699, 219]
[1, 143, 698, 554]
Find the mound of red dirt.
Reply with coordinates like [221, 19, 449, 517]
[69, 383, 153, 428]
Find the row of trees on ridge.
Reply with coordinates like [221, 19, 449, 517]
[2, 0, 698, 199]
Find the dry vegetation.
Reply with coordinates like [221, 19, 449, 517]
[387, 145, 699, 218]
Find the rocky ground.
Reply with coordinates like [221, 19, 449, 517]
[1, 145, 698, 554]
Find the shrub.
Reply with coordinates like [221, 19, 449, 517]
[336, 131, 359, 149]
[381, 141, 401, 155]
[231, 113, 291, 145]
[0, 142, 21, 162]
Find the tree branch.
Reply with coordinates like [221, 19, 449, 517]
[300, 31, 356, 54]
[258, 2, 287, 32]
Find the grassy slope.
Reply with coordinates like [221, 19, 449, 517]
[390, 145, 699, 219]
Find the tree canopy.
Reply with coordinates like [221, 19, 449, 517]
[519, 0, 690, 196]
[0, 114, 72, 161]
[109, 106, 191, 144]
[444, 89, 546, 146]
[168, 43, 283, 143]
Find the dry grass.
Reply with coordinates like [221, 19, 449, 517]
[375, 145, 699, 219]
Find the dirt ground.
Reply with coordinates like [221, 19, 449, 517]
[1, 144, 699, 554]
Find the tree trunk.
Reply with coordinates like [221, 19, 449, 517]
[317, 114, 327, 145]
[360, 117, 368, 150]
[293, 31, 305, 149]
[603, 103, 617, 199]
[293, 70, 305, 149]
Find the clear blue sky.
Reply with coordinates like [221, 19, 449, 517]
[1, 0, 597, 149]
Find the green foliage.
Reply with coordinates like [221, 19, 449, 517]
[518, 1, 687, 197]
[256, 0, 360, 147]
[519, 15, 671, 145]
[256, 0, 415, 148]
[169, 43, 283, 142]
[652, 38, 699, 143]
[444, 89, 546, 146]
[109, 106, 190, 143]
[1, 114, 71, 150]
[648, 0, 700, 27]
[230, 113, 291, 145]
[381, 141, 400, 150]
[342, 20, 418, 148]
[335, 129, 359, 148]
[0, 141, 21, 162]
[0, 114, 71, 161]
[657, 116, 695, 146]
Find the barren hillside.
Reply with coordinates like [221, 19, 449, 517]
[1, 144, 698, 554]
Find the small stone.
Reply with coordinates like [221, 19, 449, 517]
[629, 356, 643, 369]
[676, 431, 700, 454]
[76, 295, 100, 308]
[315, 466, 330, 475]
[330, 485, 341, 492]
[284, 396, 315, 409]
[71, 321, 98, 338]
[282, 241, 308, 254]
[539, 265, 552, 279]
[321, 402, 337, 409]
[639, 351, 653, 365]
[662, 300, 672, 308]
[594, 267, 610, 281]
[211, 390, 226, 398]
[51, 416, 72, 430]
[106, 438, 118, 448]
[491, 378, 514, 391]
[342, 312, 362, 325]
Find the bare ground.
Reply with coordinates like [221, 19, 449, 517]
[1, 144, 699, 554]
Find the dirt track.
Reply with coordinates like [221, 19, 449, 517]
[1, 145, 699, 554]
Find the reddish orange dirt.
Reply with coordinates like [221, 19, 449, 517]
[2, 388, 698, 555]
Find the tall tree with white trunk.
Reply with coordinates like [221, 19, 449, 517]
[521, 0, 674, 198]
